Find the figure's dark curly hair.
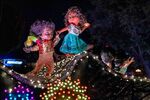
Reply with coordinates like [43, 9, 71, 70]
[30, 20, 55, 36]
[64, 6, 87, 29]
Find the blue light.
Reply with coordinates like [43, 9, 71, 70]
[7, 61, 22, 64]
[21, 98, 25, 100]
[18, 94, 21, 97]
[3, 59, 24, 66]
[26, 94, 29, 96]
[26, 97, 29, 100]
[9, 94, 12, 97]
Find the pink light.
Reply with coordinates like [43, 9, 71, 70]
[17, 90, 19, 93]
[4, 90, 7, 93]
[31, 92, 33, 94]
[31, 97, 34, 100]
[26, 88, 29, 92]
[22, 91, 25, 93]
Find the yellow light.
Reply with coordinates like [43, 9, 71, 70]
[68, 96, 71, 99]
[144, 77, 147, 80]
[62, 95, 65, 98]
[9, 88, 12, 93]
[135, 69, 141, 72]
[79, 90, 82, 92]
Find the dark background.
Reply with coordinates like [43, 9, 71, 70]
[0, 0, 150, 99]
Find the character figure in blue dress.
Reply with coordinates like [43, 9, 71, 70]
[57, 6, 93, 56]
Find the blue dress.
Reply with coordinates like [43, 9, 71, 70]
[60, 24, 87, 54]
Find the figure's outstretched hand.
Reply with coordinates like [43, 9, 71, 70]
[122, 57, 134, 68]
[125, 57, 135, 64]
[23, 47, 31, 53]
[84, 22, 90, 28]
[81, 23, 91, 33]
[53, 32, 61, 46]
[24, 40, 33, 47]
[55, 34, 60, 40]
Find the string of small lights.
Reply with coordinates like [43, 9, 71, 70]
[0, 51, 88, 89]
[1, 51, 150, 89]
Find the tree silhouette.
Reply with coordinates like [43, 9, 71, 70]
[88, 0, 150, 77]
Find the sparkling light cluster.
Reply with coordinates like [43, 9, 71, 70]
[3, 84, 34, 100]
[89, 54, 150, 83]
[101, 64, 150, 83]
[40, 77, 90, 100]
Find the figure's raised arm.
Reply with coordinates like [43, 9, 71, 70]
[53, 34, 60, 47]
[23, 45, 39, 53]
[56, 27, 68, 35]
[81, 22, 90, 33]
[24, 35, 38, 47]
